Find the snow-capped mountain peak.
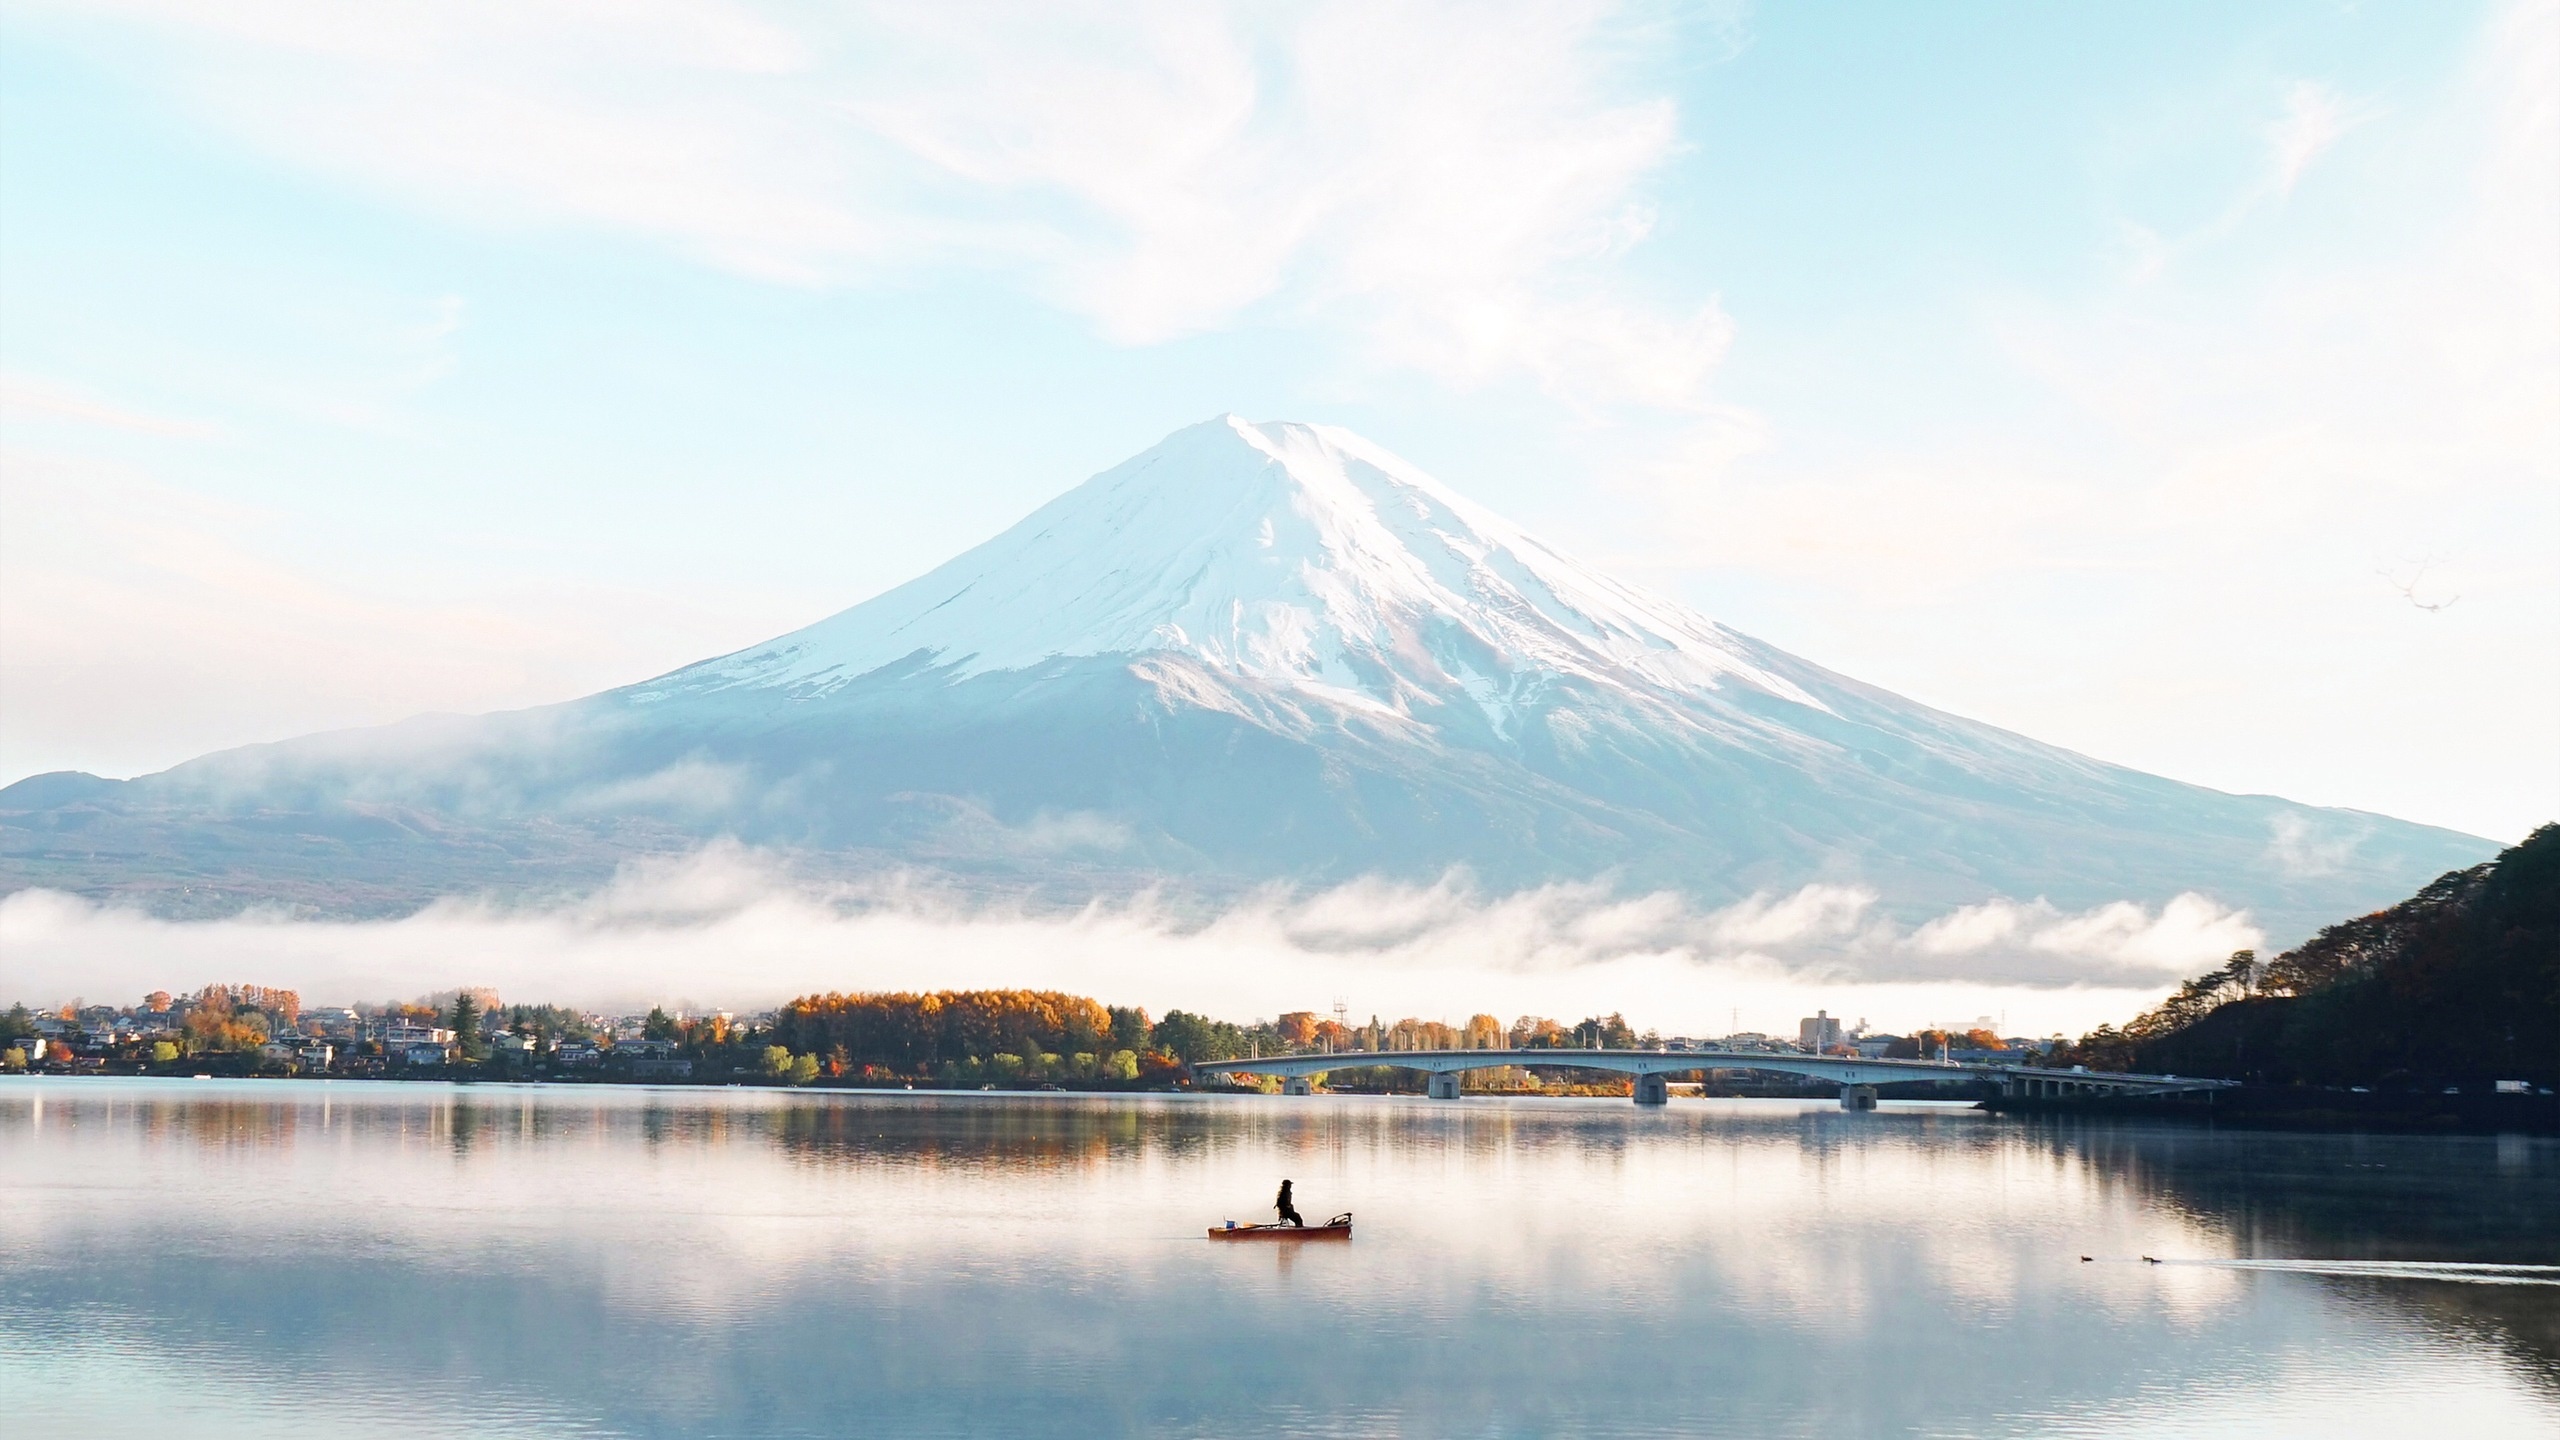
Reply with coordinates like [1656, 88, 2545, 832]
[7, 414, 2490, 941]
[648, 415, 1822, 721]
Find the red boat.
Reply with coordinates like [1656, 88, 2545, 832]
[1209, 1212, 1352, 1240]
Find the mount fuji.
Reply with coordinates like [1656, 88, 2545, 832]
[0, 416, 2492, 937]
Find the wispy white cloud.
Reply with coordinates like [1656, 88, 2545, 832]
[2267, 79, 2368, 196]
[1619, 0, 2560, 841]
[0, 843, 2252, 1034]
[1703, 883, 1874, 949]
[35, 0, 1724, 413]
[2263, 813, 2370, 880]
[564, 758, 750, 818]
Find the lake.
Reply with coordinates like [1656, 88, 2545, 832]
[3, 1078, 2555, 1438]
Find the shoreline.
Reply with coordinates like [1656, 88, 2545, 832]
[1982, 1086, 2560, 1136]
[16, 1069, 2554, 1134]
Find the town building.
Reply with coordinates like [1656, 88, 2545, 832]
[1798, 1011, 1843, 1052]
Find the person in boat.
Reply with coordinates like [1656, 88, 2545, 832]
[1275, 1178, 1305, 1228]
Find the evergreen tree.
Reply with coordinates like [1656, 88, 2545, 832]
[451, 992, 485, 1062]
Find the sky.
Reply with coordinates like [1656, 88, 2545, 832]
[0, 2, 2554, 1025]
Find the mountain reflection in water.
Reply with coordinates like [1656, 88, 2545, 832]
[2, 1079, 2554, 1439]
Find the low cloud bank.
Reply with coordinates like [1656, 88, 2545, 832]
[0, 843, 2257, 1037]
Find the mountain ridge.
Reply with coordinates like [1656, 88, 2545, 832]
[0, 417, 2496, 940]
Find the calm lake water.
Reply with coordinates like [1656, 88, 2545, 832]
[3, 1079, 2556, 1439]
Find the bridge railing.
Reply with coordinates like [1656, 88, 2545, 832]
[1182, 1047, 2232, 1105]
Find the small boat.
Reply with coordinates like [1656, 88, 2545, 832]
[1210, 1212, 1352, 1241]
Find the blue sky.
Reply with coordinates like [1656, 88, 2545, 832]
[3, 0, 2553, 842]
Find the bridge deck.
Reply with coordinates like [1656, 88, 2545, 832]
[1187, 1048, 2228, 1097]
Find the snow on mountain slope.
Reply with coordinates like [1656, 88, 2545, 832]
[0, 416, 2500, 934]
[640, 416, 1824, 726]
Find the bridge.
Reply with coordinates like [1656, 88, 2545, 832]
[1187, 1048, 2233, 1108]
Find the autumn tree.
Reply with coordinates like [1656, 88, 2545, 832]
[1511, 1016, 1569, 1048]
[774, 990, 1123, 1073]
[182, 999, 268, 1054]
[196, 984, 301, 1025]
[1062, 1004, 1108, 1058]
[2051, 828, 2558, 1087]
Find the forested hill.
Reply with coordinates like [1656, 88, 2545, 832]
[2062, 822, 2558, 1087]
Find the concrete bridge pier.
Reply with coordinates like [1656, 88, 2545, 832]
[1426, 1071, 1464, 1100]
[1283, 1077, 1314, 1096]
[1839, 1084, 1878, 1111]
[1632, 1072, 1670, 1106]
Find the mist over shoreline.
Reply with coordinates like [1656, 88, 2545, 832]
[0, 842, 2254, 1037]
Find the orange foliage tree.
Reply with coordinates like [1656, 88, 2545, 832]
[194, 984, 301, 1025]
[772, 990, 1116, 1074]
[1510, 1016, 1570, 1048]
[1384, 1017, 1463, 1050]
[183, 1002, 271, 1054]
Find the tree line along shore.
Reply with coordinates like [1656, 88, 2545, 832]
[8, 825, 2550, 1110]
[3, 986, 1808, 1095]
[2044, 822, 2555, 1092]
